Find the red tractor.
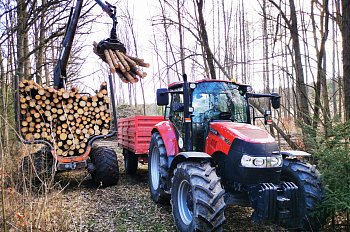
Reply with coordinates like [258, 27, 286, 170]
[148, 74, 325, 231]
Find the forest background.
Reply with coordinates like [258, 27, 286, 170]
[0, 0, 349, 230]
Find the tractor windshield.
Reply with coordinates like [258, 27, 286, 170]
[192, 81, 248, 123]
[191, 81, 248, 151]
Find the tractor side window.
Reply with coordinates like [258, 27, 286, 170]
[170, 93, 184, 137]
[164, 102, 171, 119]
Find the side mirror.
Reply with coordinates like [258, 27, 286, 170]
[271, 93, 281, 109]
[172, 102, 184, 112]
[156, 88, 169, 106]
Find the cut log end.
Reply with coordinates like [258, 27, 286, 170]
[19, 80, 111, 157]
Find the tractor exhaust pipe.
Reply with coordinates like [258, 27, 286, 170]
[182, 74, 193, 151]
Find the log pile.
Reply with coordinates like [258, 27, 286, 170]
[93, 42, 149, 83]
[19, 80, 111, 156]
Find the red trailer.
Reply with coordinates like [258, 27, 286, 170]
[118, 116, 164, 174]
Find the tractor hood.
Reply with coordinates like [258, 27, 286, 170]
[206, 122, 281, 186]
[210, 122, 275, 144]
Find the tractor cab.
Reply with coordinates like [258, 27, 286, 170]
[167, 80, 249, 151]
[157, 78, 277, 152]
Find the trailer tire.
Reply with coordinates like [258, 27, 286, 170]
[123, 149, 138, 174]
[19, 146, 54, 191]
[281, 159, 326, 231]
[171, 161, 226, 232]
[90, 146, 119, 187]
[148, 132, 170, 203]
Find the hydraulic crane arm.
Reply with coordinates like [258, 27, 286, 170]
[53, 0, 120, 89]
[95, 0, 114, 17]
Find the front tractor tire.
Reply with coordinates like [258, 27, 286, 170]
[171, 162, 226, 232]
[89, 146, 119, 187]
[281, 159, 326, 231]
[148, 132, 170, 203]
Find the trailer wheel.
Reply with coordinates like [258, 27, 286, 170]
[89, 146, 119, 187]
[19, 146, 54, 191]
[171, 161, 226, 232]
[123, 149, 138, 174]
[281, 159, 326, 231]
[148, 132, 170, 203]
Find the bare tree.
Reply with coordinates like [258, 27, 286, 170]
[339, 0, 350, 121]
[195, 0, 216, 79]
[311, 0, 330, 135]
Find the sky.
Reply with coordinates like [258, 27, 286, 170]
[75, 0, 342, 105]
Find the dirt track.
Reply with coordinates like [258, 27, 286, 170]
[48, 140, 286, 232]
[56, 165, 284, 232]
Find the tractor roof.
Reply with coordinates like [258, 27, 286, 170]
[168, 79, 251, 90]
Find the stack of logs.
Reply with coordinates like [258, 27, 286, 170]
[93, 42, 149, 83]
[19, 80, 111, 156]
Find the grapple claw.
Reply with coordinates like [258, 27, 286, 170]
[96, 38, 126, 62]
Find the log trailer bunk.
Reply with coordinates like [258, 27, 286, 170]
[149, 74, 326, 231]
[14, 0, 125, 186]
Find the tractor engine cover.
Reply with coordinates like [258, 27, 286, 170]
[205, 122, 281, 187]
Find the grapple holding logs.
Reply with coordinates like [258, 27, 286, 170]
[93, 41, 149, 83]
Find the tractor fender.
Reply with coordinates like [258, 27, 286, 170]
[152, 121, 180, 157]
[280, 150, 312, 158]
[169, 152, 212, 171]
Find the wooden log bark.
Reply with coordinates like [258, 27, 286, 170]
[92, 42, 149, 83]
[19, 81, 111, 156]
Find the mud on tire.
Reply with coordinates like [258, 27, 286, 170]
[148, 132, 170, 203]
[171, 161, 226, 232]
[89, 146, 119, 187]
[281, 159, 326, 231]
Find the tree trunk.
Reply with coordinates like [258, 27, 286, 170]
[341, 0, 350, 121]
[36, 0, 47, 85]
[311, 0, 330, 136]
[0, 46, 9, 148]
[289, 0, 310, 126]
[16, 0, 26, 81]
[196, 0, 216, 79]
[23, 25, 31, 80]
[177, 0, 185, 74]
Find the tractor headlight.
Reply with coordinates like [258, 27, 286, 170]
[253, 157, 265, 167]
[241, 154, 282, 168]
[270, 156, 282, 167]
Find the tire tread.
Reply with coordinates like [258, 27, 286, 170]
[282, 159, 326, 231]
[90, 146, 119, 187]
[171, 161, 226, 232]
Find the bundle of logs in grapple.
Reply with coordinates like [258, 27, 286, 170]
[93, 41, 149, 83]
[19, 80, 111, 157]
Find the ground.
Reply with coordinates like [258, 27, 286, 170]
[54, 165, 284, 232]
[38, 140, 285, 232]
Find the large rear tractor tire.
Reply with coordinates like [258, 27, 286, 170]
[281, 159, 326, 231]
[19, 146, 54, 191]
[89, 146, 119, 187]
[148, 132, 170, 203]
[171, 161, 226, 232]
[123, 149, 138, 174]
